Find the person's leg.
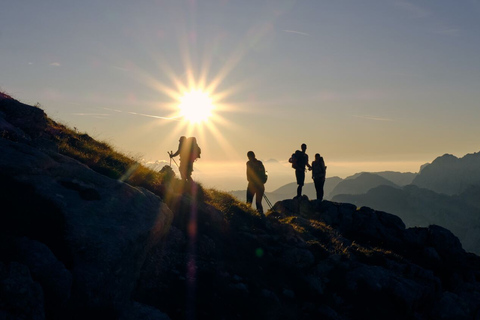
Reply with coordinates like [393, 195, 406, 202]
[186, 161, 194, 181]
[256, 184, 265, 215]
[295, 170, 305, 197]
[319, 178, 325, 201]
[246, 182, 254, 205]
[179, 161, 187, 180]
[314, 179, 321, 200]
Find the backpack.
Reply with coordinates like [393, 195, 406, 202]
[182, 137, 201, 161]
[289, 150, 304, 169]
[313, 157, 327, 179]
[252, 160, 268, 184]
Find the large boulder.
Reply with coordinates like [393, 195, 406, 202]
[0, 262, 45, 320]
[0, 137, 173, 316]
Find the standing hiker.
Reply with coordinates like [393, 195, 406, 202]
[170, 136, 201, 181]
[246, 151, 267, 216]
[311, 153, 327, 201]
[289, 143, 312, 198]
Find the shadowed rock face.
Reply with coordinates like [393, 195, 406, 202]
[1, 97, 173, 319]
[1, 96, 480, 320]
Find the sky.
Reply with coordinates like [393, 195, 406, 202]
[1, 0, 480, 190]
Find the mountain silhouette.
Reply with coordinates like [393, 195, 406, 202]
[412, 152, 480, 195]
[346, 171, 417, 186]
[333, 184, 480, 254]
[2, 94, 480, 319]
[329, 172, 399, 198]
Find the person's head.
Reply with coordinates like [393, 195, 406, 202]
[315, 153, 321, 161]
[179, 136, 186, 143]
[301, 143, 307, 152]
[247, 151, 255, 160]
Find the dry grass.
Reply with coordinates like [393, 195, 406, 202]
[45, 119, 170, 195]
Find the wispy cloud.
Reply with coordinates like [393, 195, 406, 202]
[72, 113, 110, 119]
[111, 65, 130, 72]
[314, 90, 387, 102]
[352, 115, 394, 122]
[50, 62, 61, 67]
[125, 111, 181, 120]
[283, 30, 310, 36]
[431, 27, 460, 37]
[102, 107, 181, 121]
[392, 0, 431, 18]
[72, 113, 110, 116]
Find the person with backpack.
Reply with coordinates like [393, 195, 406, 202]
[289, 143, 312, 198]
[311, 153, 327, 201]
[246, 151, 267, 216]
[170, 136, 201, 181]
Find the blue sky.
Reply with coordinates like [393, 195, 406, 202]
[1, 0, 480, 189]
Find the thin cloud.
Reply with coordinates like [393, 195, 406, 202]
[102, 107, 181, 121]
[353, 115, 394, 122]
[50, 62, 61, 67]
[431, 27, 460, 37]
[283, 30, 310, 36]
[112, 65, 130, 72]
[393, 0, 431, 18]
[72, 113, 110, 119]
[126, 111, 181, 121]
[72, 113, 110, 116]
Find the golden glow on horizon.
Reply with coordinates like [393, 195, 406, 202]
[178, 90, 214, 124]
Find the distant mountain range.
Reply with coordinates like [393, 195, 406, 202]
[332, 152, 480, 254]
[230, 152, 480, 254]
[412, 152, 480, 195]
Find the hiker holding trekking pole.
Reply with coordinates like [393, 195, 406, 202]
[169, 136, 201, 182]
[246, 151, 267, 216]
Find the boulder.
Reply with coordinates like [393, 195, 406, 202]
[9, 237, 72, 316]
[0, 138, 173, 315]
[0, 262, 45, 320]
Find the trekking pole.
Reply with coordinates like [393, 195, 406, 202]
[167, 152, 180, 169]
[264, 194, 273, 209]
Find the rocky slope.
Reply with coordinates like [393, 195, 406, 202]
[1, 95, 480, 319]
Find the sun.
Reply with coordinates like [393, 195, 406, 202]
[178, 90, 214, 124]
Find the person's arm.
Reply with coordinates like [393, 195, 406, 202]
[306, 154, 312, 170]
[170, 143, 181, 157]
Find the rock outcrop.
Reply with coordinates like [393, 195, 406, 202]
[1, 96, 173, 319]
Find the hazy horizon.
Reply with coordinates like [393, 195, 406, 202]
[2, 1, 479, 178]
[147, 157, 431, 191]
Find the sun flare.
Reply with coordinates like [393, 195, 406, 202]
[178, 90, 214, 124]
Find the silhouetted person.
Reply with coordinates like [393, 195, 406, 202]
[170, 136, 201, 181]
[246, 151, 266, 216]
[289, 143, 311, 198]
[312, 153, 327, 200]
